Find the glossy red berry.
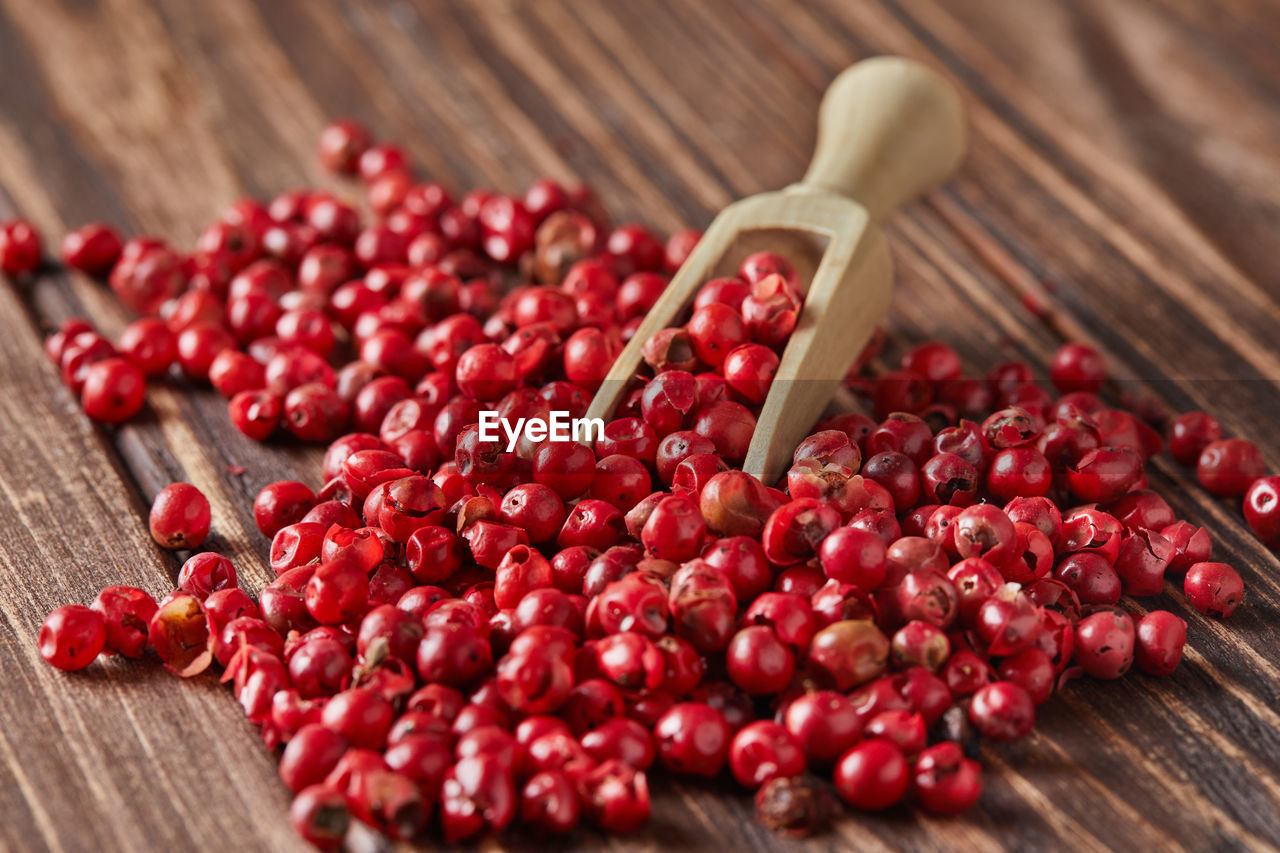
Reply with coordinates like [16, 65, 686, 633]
[1184, 561, 1244, 617]
[1074, 610, 1135, 678]
[62, 223, 123, 275]
[726, 626, 796, 695]
[39, 604, 106, 671]
[520, 770, 579, 834]
[0, 219, 41, 274]
[280, 725, 349, 793]
[118, 318, 177, 377]
[254, 480, 317, 537]
[89, 586, 158, 658]
[1244, 475, 1280, 549]
[149, 483, 211, 549]
[783, 690, 862, 762]
[729, 721, 805, 789]
[969, 681, 1035, 741]
[440, 754, 516, 842]
[913, 742, 983, 814]
[1167, 411, 1222, 465]
[1135, 611, 1187, 676]
[80, 358, 146, 423]
[305, 560, 370, 625]
[317, 119, 371, 174]
[640, 494, 705, 562]
[817, 527, 887, 589]
[177, 552, 238, 600]
[578, 759, 650, 834]
[1197, 439, 1266, 497]
[229, 390, 282, 440]
[653, 702, 730, 777]
[834, 738, 909, 811]
[1067, 446, 1143, 502]
[1049, 342, 1106, 393]
[321, 687, 393, 750]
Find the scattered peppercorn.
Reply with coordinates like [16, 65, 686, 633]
[20, 118, 1267, 846]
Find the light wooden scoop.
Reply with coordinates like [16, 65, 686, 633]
[585, 56, 967, 485]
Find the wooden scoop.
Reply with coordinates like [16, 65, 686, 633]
[585, 56, 967, 485]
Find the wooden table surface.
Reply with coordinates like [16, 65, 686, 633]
[1, 1, 1279, 850]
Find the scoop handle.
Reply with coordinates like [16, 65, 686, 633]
[798, 57, 966, 221]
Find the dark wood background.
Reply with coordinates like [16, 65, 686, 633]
[1, 0, 1278, 850]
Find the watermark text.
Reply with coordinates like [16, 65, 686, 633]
[478, 410, 604, 452]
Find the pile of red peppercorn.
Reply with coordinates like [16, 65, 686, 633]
[15, 117, 1272, 847]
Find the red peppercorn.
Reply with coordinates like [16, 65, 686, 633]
[1184, 561, 1244, 617]
[440, 754, 516, 842]
[317, 119, 371, 174]
[149, 483, 212, 549]
[520, 770, 579, 834]
[118, 318, 177, 377]
[177, 552, 238, 600]
[1197, 439, 1266, 497]
[229, 390, 282, 440]
[80, 357, 146, 423]
[175, 324, 236, 382]
[578, 759, 650, 834]
[321, 687, 393, 749]
[1135, 611, 1187, 675]
[62, 223, 123, 275]
[913, 742, 983, 814]
[1054, 551, 1122, 605]
[974, 584, 1039, 656]
[726, 626, 796, 695]
[150, 591, 213, 677]
[1074, 610, 1135, 678]
[969, 680, 1035, 741]
[253, 480, 316, 537]
[1067, 446, 1143, 502]
[728, 720, 805, 789]
[0, 219, 41, 275]
[38, 604, 106, 671]
[654, 702, 730, 777]
[1244, 475, 1280, 549]
[89, 586, 158, 658]
[305, 560, 370, 625]
[783, 690, 862, 762]
[1167, 411, 1222, 465]
[834, 738, 909, 811]
[289, 784, 350, 850]
[1049, 342, 1106, 392]
[280, 724, 349, 793]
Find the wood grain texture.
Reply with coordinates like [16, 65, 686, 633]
[0, 0, 1278, 850]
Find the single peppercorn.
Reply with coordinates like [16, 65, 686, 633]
[148, 483, 212, 549]
[1184, 562, 1244, 617]
[39, 604, 106, 671]
[834, 738, 909, 811]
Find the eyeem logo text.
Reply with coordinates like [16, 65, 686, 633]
[479, 410, 605, 452]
